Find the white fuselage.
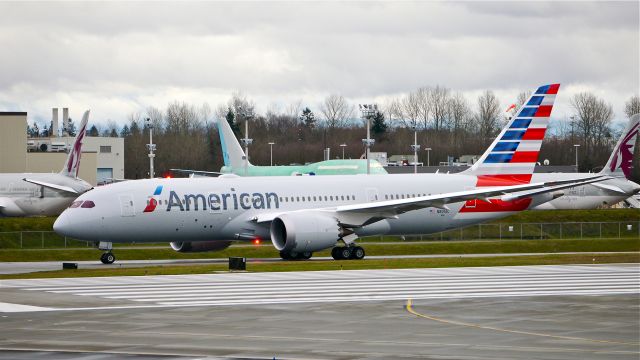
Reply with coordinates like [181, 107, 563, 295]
[54, 173, 555, 243]
[0, 173, 92, 216]
[530, 173, 640, 210]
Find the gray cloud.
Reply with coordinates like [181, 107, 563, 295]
[0, 1, 637, 126]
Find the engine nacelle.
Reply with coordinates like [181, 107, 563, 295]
[170, 240, 232, 253]
[270, 212, 340, 253]
[0, 199, 26, 217]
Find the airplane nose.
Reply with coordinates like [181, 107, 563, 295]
[53, 212, 70, 235]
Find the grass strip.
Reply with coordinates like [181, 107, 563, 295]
[1, 253, 637, 279]
[1, 238, 637, 262]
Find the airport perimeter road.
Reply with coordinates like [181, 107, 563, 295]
[0, 264, 638, 359]
[0, 251, 638, 274]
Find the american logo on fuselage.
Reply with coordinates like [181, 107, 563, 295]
[165, 189, 280, 212]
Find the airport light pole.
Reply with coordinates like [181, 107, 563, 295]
[425, 147, 432, 167]
[574, 144, 580, 171]
[410, 126, 420, 174]
[340, 143, 347, 159]
[359, 104, 377, 175]
[145, 118, 156, 179]
[268, 142, 275, 166]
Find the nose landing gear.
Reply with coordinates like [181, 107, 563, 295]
[96, 241, 115, 264]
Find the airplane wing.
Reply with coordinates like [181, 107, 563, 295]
[23, 178, 78, 194]
[169, 169, 223, 177]
[592, 182, 626, 194]
[253, 175, 610, 227]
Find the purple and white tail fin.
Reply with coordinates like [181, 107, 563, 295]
[462, 84, 559, 186]
[60, 110, 90, 178]
[602, 114, 639, 179]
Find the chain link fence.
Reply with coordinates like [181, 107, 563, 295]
[0, 221, 638, 249]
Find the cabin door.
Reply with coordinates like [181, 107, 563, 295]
[119, 194, 136, 217]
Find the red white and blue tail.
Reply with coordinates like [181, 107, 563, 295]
[60, 110, 90, 178]
[463, 84, 560, 186]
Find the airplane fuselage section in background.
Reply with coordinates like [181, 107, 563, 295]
[0, 173, 89, 216]
[57, 174, 556, 244]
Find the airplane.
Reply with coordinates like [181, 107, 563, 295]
[531, 114, 640, 209]
[171, 113, 387, 177]
[53, 84, 608, 264]
[0, 111, 92, 216]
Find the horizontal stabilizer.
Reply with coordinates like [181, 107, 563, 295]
[592, 182, 625, 194]
[23, 178, 78, 194]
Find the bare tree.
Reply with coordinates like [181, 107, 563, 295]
[401, 91, 421, 129]
[515, 91, 532, 111]
[570, 92, 614, 170]
[625, 95, 640, 118]
[447, 92, 472, 147]
[430, 85, 450, 131]
[319, 94, 354, 128]
[475, 90, 501, 143]
[416, 87, 430, 129]
[383, 97, 404, 128]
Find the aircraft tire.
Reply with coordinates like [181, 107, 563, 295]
[279, 250, 291, 260]
[101, 252, 116, 264]
[338, 247, 352, 260]
[331, 247, 340, 260]
[300, 252, 312, 260]
[351, 246, 365, 260]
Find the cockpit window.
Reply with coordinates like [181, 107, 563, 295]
[81, 200, 95, 208]
[69, 201, 82, 208]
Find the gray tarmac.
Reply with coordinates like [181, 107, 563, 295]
[0, 264, 638, 360]
[1, 251, 636, 274]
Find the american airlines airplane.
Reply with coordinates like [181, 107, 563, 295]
[0, 111, 92, 216]
[531, 114, 640, 209]
[172, 114, 387, 177]
[54, 85, 607, 264]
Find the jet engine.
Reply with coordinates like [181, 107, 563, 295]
[170, 240, 232, 253]
[270, 212, 340, 253]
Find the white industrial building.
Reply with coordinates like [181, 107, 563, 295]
[1, 109, 124, 186]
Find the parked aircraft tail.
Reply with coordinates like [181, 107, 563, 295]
[601, 114, 639, 179]
[215, 116, 250, 168]
[462, 84, 560, 185]
[60, 110, 90, 178]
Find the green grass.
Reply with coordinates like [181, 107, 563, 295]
[1, 237, 638, 262]
[1, 253, 637, 280]
[497, 208, 640, 223]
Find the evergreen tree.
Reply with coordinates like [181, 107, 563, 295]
[120, 124, 131, 137]
[129, 120, 140, 136]
[66, 118, 77, 136]
[299, 107, 315, 128]
[41, 124, 49, 137]
[88, 125, 99, 136]
[226, 107, 241, 137]
[371, 111, 387, 136]
[110, 128, 118, 137]
[33, 123, 40, 137]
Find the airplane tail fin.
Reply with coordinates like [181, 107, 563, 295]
[60, 110, 89, 178]
[462, 84, 560, 185]
[215, 116, 250, 168]
[601, 113, 639, 179]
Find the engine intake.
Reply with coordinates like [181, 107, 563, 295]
[270, 212, 340, 253]
[170, 240, 232, 253]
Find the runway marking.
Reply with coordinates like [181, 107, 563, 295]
[1, 264, 638, 312]
[0, 302, 53, 313]
[405, 298, 640, 347]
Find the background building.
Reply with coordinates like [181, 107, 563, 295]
[0, 110, 123, 186]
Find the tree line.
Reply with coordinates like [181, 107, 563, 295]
[57, 89, 640, 182]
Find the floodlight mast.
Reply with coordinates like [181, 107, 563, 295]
[359, 104, 378, 175]
[145, 118, 156, 179]
[410, 127, 420, 174]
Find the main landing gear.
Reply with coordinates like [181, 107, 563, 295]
[279, 250, 313, 260]
[96, 241, 116, 264]
[331, 246, 365, 260]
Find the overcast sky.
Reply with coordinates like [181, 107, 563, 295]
[0, 1, 637, 128]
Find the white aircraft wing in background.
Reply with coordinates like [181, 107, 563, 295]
[22, 178, 79, 194]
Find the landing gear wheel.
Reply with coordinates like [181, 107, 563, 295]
[339, 247, 352, 260]
[331, 247, 341, 260]
[350, 246, 365, 260]
[299, 252, 312, 260]
[100, 252, 115, 264]
[279, 250, 292, 260]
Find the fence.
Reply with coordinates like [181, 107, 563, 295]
[0, 221, 638, 249]
[406, 221, 640, 242]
